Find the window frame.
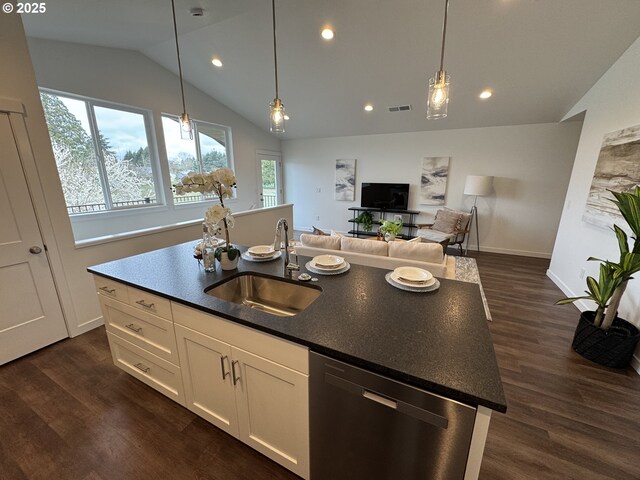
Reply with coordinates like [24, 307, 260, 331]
[40, 88, 163, 216]
[161, 113, 235, 207]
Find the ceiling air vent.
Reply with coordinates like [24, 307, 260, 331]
[388, 104, 413, 113]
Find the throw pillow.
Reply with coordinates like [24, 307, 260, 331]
[331, 230, 345, 238]
[300, 233, 341, 250]
[312, 226, 327, 235]
[431, 209, 462, 234]
[340, 237, 388, 256]
[388, 241, 444, 263]
[407, 236, 422, 243]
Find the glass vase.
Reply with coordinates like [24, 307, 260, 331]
[202, 222, 218, 272]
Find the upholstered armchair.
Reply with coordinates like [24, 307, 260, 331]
[416, 209, 472, 255]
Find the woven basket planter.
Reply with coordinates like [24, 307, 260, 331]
[572, 311, 640, 369]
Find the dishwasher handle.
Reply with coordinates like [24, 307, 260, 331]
[325, 372, 449, 430]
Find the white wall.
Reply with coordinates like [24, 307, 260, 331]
[0, 14, 283, 337]
[548, 36, 640, 370]
[26, 37, 280, 241]
[283, 122, 581, 258]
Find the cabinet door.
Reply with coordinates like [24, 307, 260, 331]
[175, 324, 239, 438]
[232, 346, 309, 478]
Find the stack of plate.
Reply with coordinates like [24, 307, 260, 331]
[306, 254, 350, 275]
[241, 245, 282, 262]
[385, 266, 440, 292]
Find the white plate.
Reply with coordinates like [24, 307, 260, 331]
[241, 251, 282, 262]
[390, 270, 436, 288]
[310, 258, 346, 271]
[248, 245, 276, 256]
[393, 266, 433, 283]
[306, 261, 351, 276]
[312, 254, 345, 268]
[385, 272, 440, 292]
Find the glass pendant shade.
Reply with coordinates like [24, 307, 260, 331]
[179, 112, 194, 140]
[427, 71, 450, 119]
[270, 98, 285, 133]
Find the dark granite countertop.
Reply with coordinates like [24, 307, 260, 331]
[88, 241, 506, 413]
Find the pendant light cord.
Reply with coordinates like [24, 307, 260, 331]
[439, 0, 449, 71]
[171, 0, 187, 113]
[272, 0, 279, 99]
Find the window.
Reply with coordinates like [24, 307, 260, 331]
[40, 91, 158, 215]
[162, 115, 233, 204]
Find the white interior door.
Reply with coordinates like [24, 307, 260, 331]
[0, 113, 68, 365]
[256, 152, 283, 208]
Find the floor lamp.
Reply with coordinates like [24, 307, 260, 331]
[464, 175, 493, 254]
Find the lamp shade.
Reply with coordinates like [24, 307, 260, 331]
[464, 175, 493, 196]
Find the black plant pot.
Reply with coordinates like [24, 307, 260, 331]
[572, 311, 640, 369]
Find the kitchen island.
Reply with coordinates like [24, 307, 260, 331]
[88, 241, 506, 479]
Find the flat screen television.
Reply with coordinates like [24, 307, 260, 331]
[361, 183, 410, 210]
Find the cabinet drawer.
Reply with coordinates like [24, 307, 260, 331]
[100, 295, 179, 365]
[127, 286, 172, 320]
[94, 276, 130, 303]
[107, 331, 184, 405]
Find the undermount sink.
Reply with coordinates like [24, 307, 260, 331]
[205, 273, 322, 317]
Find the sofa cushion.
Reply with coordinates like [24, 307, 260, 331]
[388, 241, 444, 263]
[432, 209, 462, 233]
[300, 233, 341, 250]
[341, 237, 388, 256]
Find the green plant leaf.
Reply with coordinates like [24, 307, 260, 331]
[613, 224, 629, 254]
[555, 296, 592, 305]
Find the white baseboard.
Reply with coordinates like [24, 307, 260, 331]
[470, 244, 551, 259]
[69, 315, 104, 338]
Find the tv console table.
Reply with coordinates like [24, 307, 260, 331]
[347, 207, 420, 239]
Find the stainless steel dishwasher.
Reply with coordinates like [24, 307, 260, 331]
[310, 352, 477, 480]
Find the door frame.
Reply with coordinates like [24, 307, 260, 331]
[255, 150, 284, 207]
[0, 98, 72, 335]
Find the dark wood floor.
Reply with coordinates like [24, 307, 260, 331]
[1, 252, 640, 479]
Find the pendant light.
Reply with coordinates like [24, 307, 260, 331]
[427, 0, 451, 120]
[269, 0, 285, 133]
[171, 0, 193, 139]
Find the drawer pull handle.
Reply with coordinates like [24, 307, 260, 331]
[125, 323, 142, 334]
[231, 360, 240, 386]
[134, 363, 150, 374]
[99, 286, 116, 294]
[220, 355, 230, 380]
[135, 299, 155, 309]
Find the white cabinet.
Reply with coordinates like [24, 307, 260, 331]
[173, 305, 310, 479]
[174, 324, 239, 437]
[233, 346, 309, 477]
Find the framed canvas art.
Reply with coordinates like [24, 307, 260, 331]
[584, 124, 640, 228]
[420, 157, 450, 205]
[335, 159, 356, 201]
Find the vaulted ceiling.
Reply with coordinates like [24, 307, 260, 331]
[22, 0, 640, 139]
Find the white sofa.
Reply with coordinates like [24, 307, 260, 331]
[295, 234, 456, 279]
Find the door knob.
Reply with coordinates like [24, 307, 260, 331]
[29, 246, 42, 254]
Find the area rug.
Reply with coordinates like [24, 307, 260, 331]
[454, 256, 492, 321]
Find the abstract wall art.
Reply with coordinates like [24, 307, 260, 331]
[584, 124, 640, 228]
[335, 159, 356, 201]
[420, 156, 450, 205]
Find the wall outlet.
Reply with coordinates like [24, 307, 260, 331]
[579, 268, 586, 279]
[316, 187, 321, 193]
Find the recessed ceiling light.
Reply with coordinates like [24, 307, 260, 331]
[211, 57, 223, 67]
[284, 114, 290, 120]
[479, 89, 492, 99]
[364, 104, 374, 112]
[321, 27, 335, 40]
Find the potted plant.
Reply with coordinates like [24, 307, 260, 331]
[174, 168, 241, 270]
[557, 187, 640, 368]
[354, 211, 374, 232]
[379, 219, 403, 242]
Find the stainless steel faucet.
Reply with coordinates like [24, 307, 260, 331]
[274, 218, 300, 277]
